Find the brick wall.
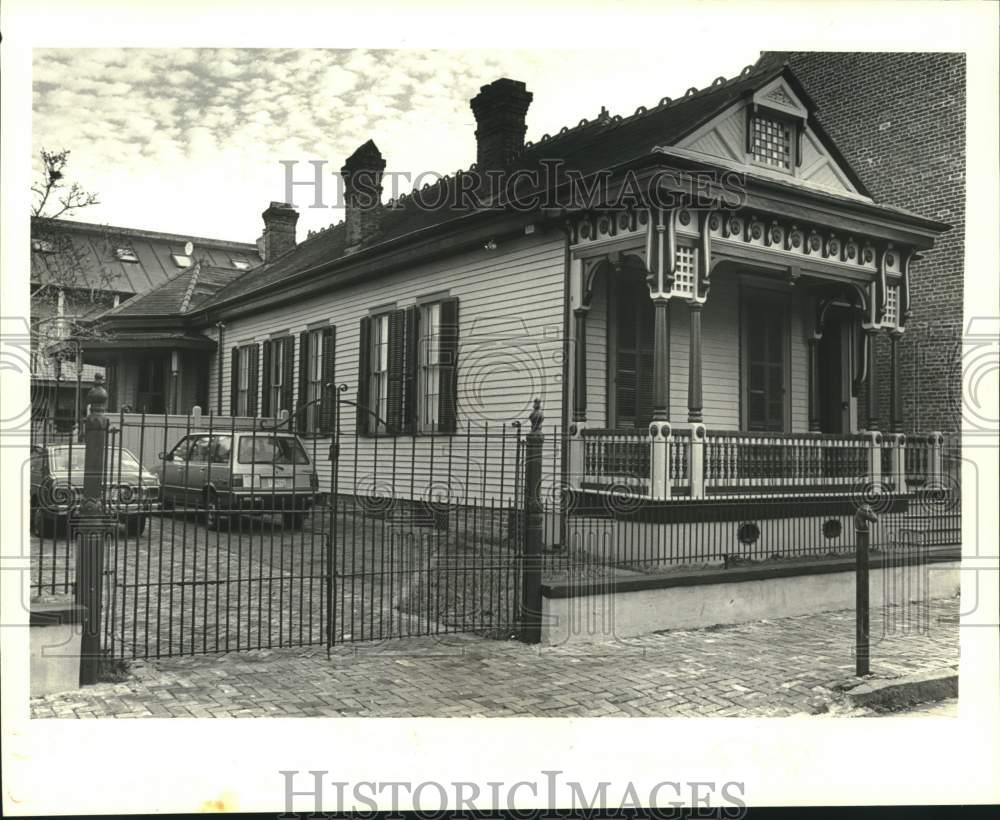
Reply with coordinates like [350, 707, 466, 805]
[764, 52, 965, 434]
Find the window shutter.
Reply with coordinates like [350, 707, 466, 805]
[438, 297, 460, 433]
[385, 308, 406, 434]
[261, 340, 273, 417]
[297, 330, 309, 432]
[402, 306, 419, 433]
[282, 336, 295, 422]
[247, 343, 260, 417]
[357, 316, 371, 434]
[319, 326, 337, 435]
[230, 346, 240, 415]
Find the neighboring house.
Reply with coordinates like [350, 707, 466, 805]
[31, 217, 262, 425]
[81, 61, 950, 512]
[760, 52, 965, 435]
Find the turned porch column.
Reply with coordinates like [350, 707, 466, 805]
[807, 337, 821, 432]
[889, 333, 902, 434]
[865, 328, 880, 430]
[687, 301, 703, 424]
[652, 297, 670, 421]
[573, 307, 588, 423]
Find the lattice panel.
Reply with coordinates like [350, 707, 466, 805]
[751, 115, 792, 170]
[884, 284, 899, 327]
[672, 246, 696, 297]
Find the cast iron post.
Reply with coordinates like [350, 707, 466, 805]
[76, 373, 110, 685]
[854, 503, 878, 677]
[520, 398, 544, 644]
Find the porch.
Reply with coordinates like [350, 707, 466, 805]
[563, 203, 941, 502]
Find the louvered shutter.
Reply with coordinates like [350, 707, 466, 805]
[438, 297, 460, 433]
[297, 331, 309, 432]
[319, 326, 336, 435]
[282, 336, 295, 422]
[247, 344, 260, 417]
[385, 308, 406, 434]
[357, 316, 371, 434]
[261, 340, 273, 417]
[230, 346, 240, 415]
[402, 306, 419, 433]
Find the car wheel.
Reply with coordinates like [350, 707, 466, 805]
[204, 492, 229, 531]
[125, 514, 146, 537]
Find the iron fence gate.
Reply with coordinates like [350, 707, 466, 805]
[29, 386, 539, 662]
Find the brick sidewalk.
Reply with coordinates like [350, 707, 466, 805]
[30, 596, 959, 718]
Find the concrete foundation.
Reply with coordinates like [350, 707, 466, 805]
[541, 559, 960, 646]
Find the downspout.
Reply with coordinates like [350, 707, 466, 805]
[216, 321, 226, 416]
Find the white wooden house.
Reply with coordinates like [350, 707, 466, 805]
[78, 63, 950, 522]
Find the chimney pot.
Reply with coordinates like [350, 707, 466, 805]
[259, 201, 298, 262]
[341, 140, 386, 253]
[470, 78, 533, 175]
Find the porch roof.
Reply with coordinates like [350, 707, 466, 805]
[74, 331, 217, 354]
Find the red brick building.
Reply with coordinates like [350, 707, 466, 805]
[761, 52, 965, 434]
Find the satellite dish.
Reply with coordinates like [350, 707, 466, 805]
[183, 241, 194, 256]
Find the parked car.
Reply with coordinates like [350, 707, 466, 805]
[153, 431, 319, 530]
[29, 443, 159, 537]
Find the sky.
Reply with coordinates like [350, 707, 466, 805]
[32, 48, 762, 244]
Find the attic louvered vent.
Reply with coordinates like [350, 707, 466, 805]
[115, 247, 139, 262]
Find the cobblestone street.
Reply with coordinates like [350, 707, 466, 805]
[31, 596, 959, 718]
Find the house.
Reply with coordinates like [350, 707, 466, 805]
[78, 60, 952, 533]
[31, 217, 262, 425]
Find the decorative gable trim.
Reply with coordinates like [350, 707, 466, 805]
[752, 77, 808, 119]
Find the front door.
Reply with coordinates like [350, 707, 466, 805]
[818, 312, 852, 434]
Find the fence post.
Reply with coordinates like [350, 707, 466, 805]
[889, 433, 907, 494]
[567, 423, 585, 490]
[648, 421, 671, 501]
[865, 430, 883, 490]
[854, 503, 877, 677]
[928, 431, 944, 489]
[76, 373, 110, 685]
[689, 423, 706, 499]
[520, 399, 544, 644]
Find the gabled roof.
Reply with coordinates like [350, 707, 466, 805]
[31, 216, 262, 296]
[98, 260, 248, 320]
[198, 61, 881, 313]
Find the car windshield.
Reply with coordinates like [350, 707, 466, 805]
[237, 436, 309, 465]
[49, 446, 141, 474]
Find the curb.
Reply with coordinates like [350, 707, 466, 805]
[843, 669, 958, 711]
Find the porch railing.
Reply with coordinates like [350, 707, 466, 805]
[704, 431, 869, 491]
[575, 426, 950, 499]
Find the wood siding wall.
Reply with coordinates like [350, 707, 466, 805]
[203, 234, 567, 503]
[575, 270, 814, 432]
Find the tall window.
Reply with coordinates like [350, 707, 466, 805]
[743, 293, 788, 432]
[269, 337, 288, 415]
[304, 328, 325, 432]
[236, 344, 253, 415]
[370, 313, 390, 434]
[418, 302, 442, 433]
[611, 273, 656, 429]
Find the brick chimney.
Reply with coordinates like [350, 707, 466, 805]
[258, 202, 298, 262]
[341, 140, 386, 253]
[470, 78, 533, 174]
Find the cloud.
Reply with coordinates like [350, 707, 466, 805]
[32, 46, 759, 241]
